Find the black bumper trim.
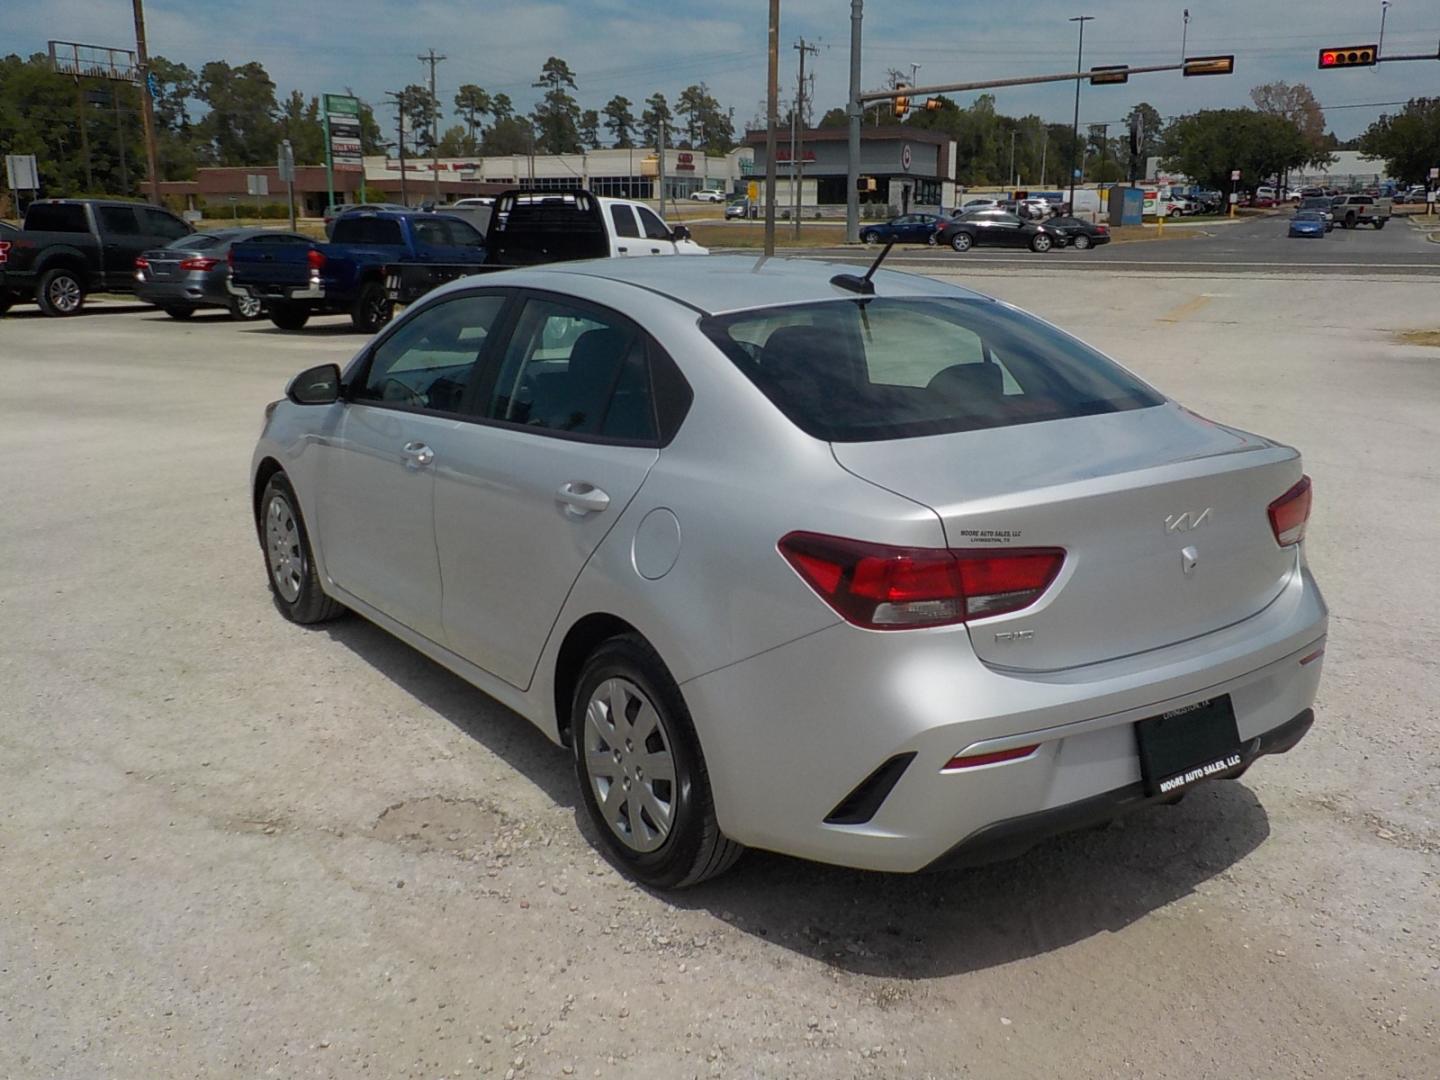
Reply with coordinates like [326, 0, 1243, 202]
[921, 708, 1314, 873]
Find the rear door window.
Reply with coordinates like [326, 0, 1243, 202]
[609, 205, 639, 238]
[701, 297, 1162, 442]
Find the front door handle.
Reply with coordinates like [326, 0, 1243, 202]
[556, 482, 610, 516]
[401, 441, 434, 469]
[617, 246, 628, 253]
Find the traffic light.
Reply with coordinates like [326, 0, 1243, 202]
[1090, 65, 1129, 85]
[1318, 45, 1377, 68]
[1182, 54, 1235, 77]
[924, 97, 943, 111]
[892, 83, 910, 119]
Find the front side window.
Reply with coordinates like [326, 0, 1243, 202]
[701, 297, 1163, 442]
[484, 298, 656, 441]
[140, 208, 189, 240]
[355, 294, 508, 413]
[635, 207, 672, 241]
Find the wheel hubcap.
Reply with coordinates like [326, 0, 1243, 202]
[49, 277, 80, 312]
[265, 494, 304, 603]
[583, 677, 676, 854]
[238, 296, 261, 318]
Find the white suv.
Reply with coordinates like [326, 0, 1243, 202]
[691, 189, 726, 203]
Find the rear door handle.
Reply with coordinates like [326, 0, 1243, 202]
[401, 441, 434, 469]
[556, 482, 610, 516]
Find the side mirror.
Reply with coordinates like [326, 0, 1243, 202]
[287, 363, 342, 405]
[671, 224, 692, 242]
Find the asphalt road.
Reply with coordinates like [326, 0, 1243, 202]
[2, 264, 1438, 1078]
[783, 212, 1440, 277]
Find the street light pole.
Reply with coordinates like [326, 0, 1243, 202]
[131, 0, 162, 202]
[1067, 15, 1093, 213]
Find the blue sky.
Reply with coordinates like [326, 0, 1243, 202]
[2, 0, 1435, 139]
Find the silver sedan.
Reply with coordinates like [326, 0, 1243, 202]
[251, 256, 1327, 888]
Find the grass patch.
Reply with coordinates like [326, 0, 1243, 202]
[689, 222, 853, 249]
[1396, 329, 1440, 348]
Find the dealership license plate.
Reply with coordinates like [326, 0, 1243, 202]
[1135, 696, 1242, 797]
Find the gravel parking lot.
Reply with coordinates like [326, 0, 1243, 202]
[2, 263, 1437, 1078]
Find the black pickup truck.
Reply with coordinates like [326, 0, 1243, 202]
[0, 199, 193, 316]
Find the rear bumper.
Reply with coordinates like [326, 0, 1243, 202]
[682, 562, 1327, 873]
[136, 276, 232, 308]
[923, 707, 1313, 871]
[228, 276, 325, 301]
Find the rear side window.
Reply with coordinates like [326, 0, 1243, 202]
[98, 206, 142, 235]
[609, 205, 639, 238]
[484, 297, 657, 442]
[332, 216, 404, 245]
[26, 203, 89, 232]
[701, 297, 1163, 442]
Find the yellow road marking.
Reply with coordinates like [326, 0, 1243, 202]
[1156, 294, 1213, 323]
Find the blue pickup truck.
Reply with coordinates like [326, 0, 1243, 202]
[228, 210, 486, 332]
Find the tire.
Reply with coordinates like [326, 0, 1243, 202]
[258, 472, 344, 625]
[1169, 208, 1181, 218]
[0, 291, 13, 316]
[229, 294, 264, 321]
[351, 280, 394, 334]
[861, 231, 877, 246]
[1030, 233, 1053, 253]
[268, 302, 310, 331]
[1373, 218, 1386, 230]
[1343, 214, 1356, 229]
[950, 231, 973, 252]
[164, 305, 195, 320]
[572, 634, 743, 889]
[36, 267, 85, 317]
[1072, 233, 1091, 250]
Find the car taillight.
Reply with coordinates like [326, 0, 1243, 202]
[778, 532, 1064, 629]
[0, 240, 9, 266]
[1268, 475, 1312, 546]
[1095, 224, 1109, 233]
[134, 256, 149, 270]
[179, 257, 217, 271]
[307, 248, 326, 270]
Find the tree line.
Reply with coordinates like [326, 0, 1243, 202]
[0, 50, 737, 200]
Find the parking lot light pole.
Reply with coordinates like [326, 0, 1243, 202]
[1068, 15, 1094, 214]
[845, 0, 862, 244]
[764, 0, 779, 256]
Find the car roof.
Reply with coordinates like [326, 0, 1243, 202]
[473, 254, 990, 316]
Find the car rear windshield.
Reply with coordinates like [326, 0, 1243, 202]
[700, 297, 1163, 442]
[25, 203, 89, 232]
[169, 233, 221, 250]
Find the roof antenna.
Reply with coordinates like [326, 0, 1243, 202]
[830, 240, 895, 295]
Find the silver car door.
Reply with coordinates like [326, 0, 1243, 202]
[435, 294, 662, 688]
[315, 293, 510, 642]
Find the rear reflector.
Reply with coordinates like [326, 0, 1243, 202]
[0, 240, 10, 267]
[1299, 646, 1325, 666]
[943, 744, 1039, 771]
[778, 532, 1064, 629]
[1268, 475, 1312, 546]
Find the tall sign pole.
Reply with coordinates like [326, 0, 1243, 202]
[764, 0, 780, 256]
[845, 0, 863, 244]
[131, 0, 162, 202]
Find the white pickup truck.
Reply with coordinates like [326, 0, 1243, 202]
[385, 189, 707, 305]
[1330, 194, 1391, 230]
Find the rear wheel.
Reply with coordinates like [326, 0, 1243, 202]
[1072, 233, 1092, 250]
[36, 268, 85, 317]
[1169, 208, 1181, 218]
[163, 305, 194, 320]
[268, 302, 310, 331]
[0, 291, 13, 316]
[351, 281, 393, 334]
[572, 635, 743, 889]
[1343, 213, 1356, 229]
[229, 294, 264, 321]
[1373, 218, 1386, 230]
[950, 231, 973, 252]
[1030, 233, 1054, 253]
[258, 472, 344, 625]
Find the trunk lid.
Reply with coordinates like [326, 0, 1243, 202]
[141, 247, 184, 281]
[831, 403, 1302, 671]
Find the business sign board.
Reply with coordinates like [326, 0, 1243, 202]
[5, 154, 39, 191]
[324, 93, 363, 171]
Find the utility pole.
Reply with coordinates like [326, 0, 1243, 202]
[115, 87, 130, 193]
[385, 90, 409, 205]
[793, 37, 818, 239]
[131, 0, 162, 202]
[1008, 130, 1017, 188]
[418, 48, 446, 204]
[1067, 15, 1094, 213]
[764, 0, 779, 256]
[845, 0, 863, 244]
[658, 115, 667, 214]
[73, 79, 93, 191]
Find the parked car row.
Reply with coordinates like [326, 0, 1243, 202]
[857, 208, 1110, 253]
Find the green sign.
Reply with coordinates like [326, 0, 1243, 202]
[323, 93, 361, 116]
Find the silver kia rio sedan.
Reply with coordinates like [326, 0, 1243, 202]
[252, 255, 1327, 888]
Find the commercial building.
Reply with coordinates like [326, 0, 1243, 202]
[744, 127, 959, 214]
